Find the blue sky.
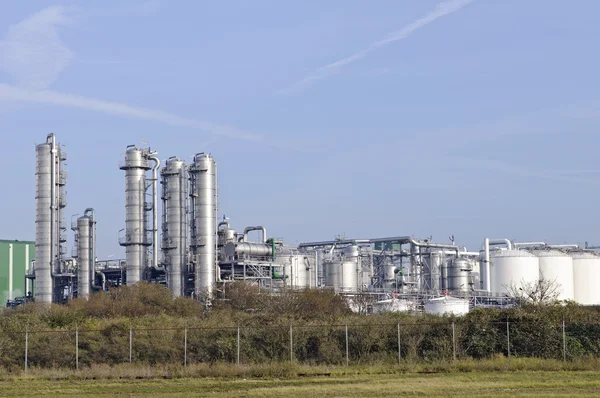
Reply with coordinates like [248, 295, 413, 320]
[1, 0, 600, 258]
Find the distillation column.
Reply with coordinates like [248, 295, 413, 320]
[120, 146, 152, 284]
[161, 158, 188, 297]
[35, 135, 55, 303]
[35, 134, 68, 303]
[189, 153, 217, 301]
[75, 209, 95, 298]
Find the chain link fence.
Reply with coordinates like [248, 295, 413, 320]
[7, 318, 600, 370]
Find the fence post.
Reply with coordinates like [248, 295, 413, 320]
[129, 324, 133, 364]
[345, 323, 349, 367]
[237, 324, 240, 366]
[562, 315, 566, 362]
[506, 319, 511, 360]
[289, 320, 293, 363]
[24, 325, 28, 372]
[452, 321, 456, 362]
[184, 327, 188, 367]
[397, 322, 401, 365]
[75, 324, 79, 370]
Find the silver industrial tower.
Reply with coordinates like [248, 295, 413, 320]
[160, 157, 188, 297]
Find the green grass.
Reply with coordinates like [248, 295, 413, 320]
[1, 372, 600, 397]
[1, 359, 600, 396]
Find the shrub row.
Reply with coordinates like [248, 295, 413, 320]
[0, 283, 598, 369]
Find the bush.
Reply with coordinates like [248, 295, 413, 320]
[0, 283, 599, 368]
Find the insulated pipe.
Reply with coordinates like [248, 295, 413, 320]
[482, 238, 513, 292]
[243, 226, 267, 243]
[513, 242, 546, 248]
[148, 154, 161, 269]
[549, 244, 579, 249]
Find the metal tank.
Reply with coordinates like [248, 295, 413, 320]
[161, 158, 188, 297]
[424, 296, 470, 316]
[324, 259, 359, 293]
[423, 249, 442, 291]
[383, 262, 397, 289]
[224, 242, 272, 259]
[535, 250, 574, 301]
[490, 250, 539, 295]
[189, 153, 217, 300]
[284, 254, 312, 289]
[571, 252, 600, 305]
[35, 134, 67, 303]
[447, 258, 472, 292]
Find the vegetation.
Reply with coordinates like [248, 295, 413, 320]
[0, 282, 599, 370]
[2, 363, 600, 397]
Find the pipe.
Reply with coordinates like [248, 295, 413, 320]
[481, 238, 512, 293]
[243, 226, 267, 243]
[49, 134, 56, 279]
[548, 244, 580, 249]
[148, 154, 161, 269]
[513, 241, 546, 248]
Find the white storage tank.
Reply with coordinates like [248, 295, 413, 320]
[535, 250, 574, 301]
[324, 260, 358, 293]
[372, 299, 413, 314]
[284, 254, 313, 289]
[490, 250, 539, 295]
[424, 296, 469, 316]
[571, 252, 600, 305]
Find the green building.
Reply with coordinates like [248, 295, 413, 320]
[0, 240, 35, 305]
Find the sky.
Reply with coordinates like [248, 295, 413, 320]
[1, 0, 600, 259]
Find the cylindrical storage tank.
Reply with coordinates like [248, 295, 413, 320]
[225, 242, 272, 258]
[344, 245, 359, 259]
[120, 146, 150, 285]
[324, 260, 340, 291]
[340, 260, 359, 293]
[447, 258, 472, 292]
[284, 255, 312, 289]
[490, 250, 539, 295]
[383, 264, 397, 289]
[189, 153, 217, 300]
[77, 216, 91, 298]
[535, 250, 574, 301]
[218, 228, 237, 247]
[424, 296, 470, 316]
[571, 252, 600, 305]
[35, 136, 54, 303]
[372, 299, 412, 314]
[160, 158, 188, 297]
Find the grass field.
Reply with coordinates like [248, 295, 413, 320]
[1, 371, 599, 397]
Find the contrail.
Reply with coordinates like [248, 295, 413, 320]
[0, 84, 264, 142]
[279, 0, 476, 94]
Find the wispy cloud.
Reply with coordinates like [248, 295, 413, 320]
[0, 6, 76, 90]
[279, 0, 476, 94]
[0, 84, 264, 142]
[0, 5, 264, 143]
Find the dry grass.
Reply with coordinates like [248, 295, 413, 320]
[3, 357, 600, 382]
[0, 371, 599, 397]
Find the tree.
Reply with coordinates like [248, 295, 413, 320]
[506, 276, 562, 306]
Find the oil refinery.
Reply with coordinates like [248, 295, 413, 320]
[17, 133, 600, 314]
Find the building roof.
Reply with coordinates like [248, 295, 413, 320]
[0, 239, 35, 245]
